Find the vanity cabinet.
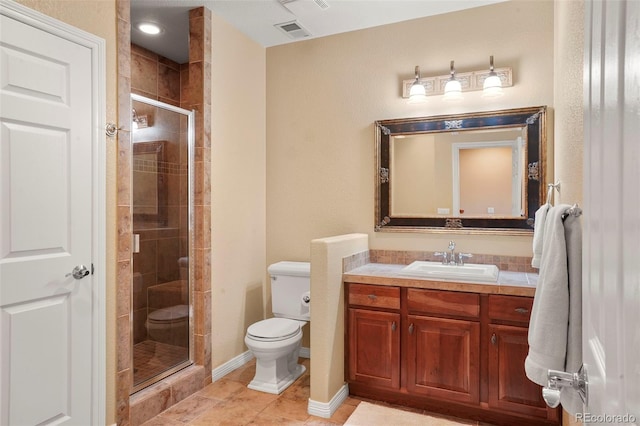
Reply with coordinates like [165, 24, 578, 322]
[348, 309, 400, 389]
[347, 284, 400, 390]
[345, 283, 560, 426]
[405, 289, 480, 404]
[487, 295, 554, 420]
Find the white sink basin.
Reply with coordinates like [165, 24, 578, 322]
[399, 261, 499, 283]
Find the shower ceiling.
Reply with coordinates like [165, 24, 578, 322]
[130, 0, 508, 64]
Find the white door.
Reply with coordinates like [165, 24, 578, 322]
[0, 2, 105, 425]
[583, 0, 640, 423]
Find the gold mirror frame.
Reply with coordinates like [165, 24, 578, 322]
[375, 106, 547, 235]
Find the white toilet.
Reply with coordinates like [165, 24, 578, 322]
[147, 304, 189, 347]
[245, 261, 311, 394]
[146, 257, 190, 347]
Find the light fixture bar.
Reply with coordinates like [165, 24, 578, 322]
[401, 66, 512, 98]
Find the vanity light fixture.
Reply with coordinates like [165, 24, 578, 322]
[443, 60, 463, 101]
[408, 66, 427, 104]
[482, 55, 504, 98]
[401, 59, 512, 100]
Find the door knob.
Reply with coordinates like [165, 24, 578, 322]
[66, 265, 90, 280]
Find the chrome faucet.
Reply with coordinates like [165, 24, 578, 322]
[448, 241, 456, 264]
[434, 241, 473, 266]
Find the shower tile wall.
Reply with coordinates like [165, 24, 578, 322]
[185, 7, 212, 378]
[131, 44, 181, 106]
[131, 44, 190, 344]
[116, 2, 134, 423]
[118, 4, 211, 422]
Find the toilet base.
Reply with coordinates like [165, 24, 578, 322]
[248, 364, 305, 394]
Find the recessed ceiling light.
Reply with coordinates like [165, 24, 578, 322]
[137, 22, 162, 35]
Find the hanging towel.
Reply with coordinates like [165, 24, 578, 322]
[525, 204, 583, 415]
[531, 203, 550, 268]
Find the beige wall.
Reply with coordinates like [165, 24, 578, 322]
[460, 146, 513, 215]
[390, 134, 437, 215]
[555, 1, 584, 425]
[266, 0, 555, 266]
[210, 13, 267, 368]
[554, 0, 584, 206]
[12, 0, 119, 423]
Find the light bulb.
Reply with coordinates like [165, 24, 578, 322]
[482, 74, 503, 98]
[443, 79, 463, 101]
[482, 56, 503, 98]
[408, 66, 427, 104]
[138, 22, 162, 35]
[443, 61, 463, 101]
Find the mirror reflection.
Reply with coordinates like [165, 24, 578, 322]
[375, 106, 547, 234]
[390, 127, 526, 218]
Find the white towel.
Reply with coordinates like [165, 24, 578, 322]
[531, 203, 550, 268]
[525, 204, 583, 415]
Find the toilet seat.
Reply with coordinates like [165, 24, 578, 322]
[148, 304, 189, 324]
[247, 318, 303, 342]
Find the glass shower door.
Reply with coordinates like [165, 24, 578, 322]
[131, 94, 194, 391]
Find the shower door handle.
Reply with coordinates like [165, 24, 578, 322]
[66, 265, 90, 280]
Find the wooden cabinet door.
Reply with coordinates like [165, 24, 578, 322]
[406, 315, 480, 404]
[348, 308, 400, 389]
[488, 324, 558, 421]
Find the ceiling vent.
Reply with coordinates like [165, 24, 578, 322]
[279, 0, 329, 15]
[279, 0, 329, 11]
[274, 20, 312, 39]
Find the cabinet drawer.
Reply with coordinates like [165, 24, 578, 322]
[348, 284, 400, 309]
[407, 288, 479, 319]
[488, 295, 533, 323]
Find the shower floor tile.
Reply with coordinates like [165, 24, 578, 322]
[134, 340, 189, 386]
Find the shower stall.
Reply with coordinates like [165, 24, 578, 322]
[130, 93, 194, 391]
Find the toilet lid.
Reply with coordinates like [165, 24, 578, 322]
[148, 305, 189, 322]
[247, 318, 301, 341]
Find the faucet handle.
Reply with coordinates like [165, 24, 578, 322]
[434, 252, 448, 264]
[448, 241, 456, 250]
[457, 253, 473, 265]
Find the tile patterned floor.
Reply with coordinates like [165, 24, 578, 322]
[141, 358, 489, 426]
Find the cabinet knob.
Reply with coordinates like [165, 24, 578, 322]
[367, 294, 377, 300]
[491, 333, 497, 345]
[409, 323, 414, 334]
[515, 307, 530, 314]
[391, 321, 396, 332]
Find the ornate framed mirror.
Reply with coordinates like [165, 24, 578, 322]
[375, 106, 547, 234]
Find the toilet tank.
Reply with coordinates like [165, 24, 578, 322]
[268, 261, 310, 321]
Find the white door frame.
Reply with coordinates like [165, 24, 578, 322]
[0, 1, 106, 423]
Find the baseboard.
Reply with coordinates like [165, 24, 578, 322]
[307, 383, 349, 418]
[300, 346, 310, 358]
[211, 351, 254, 382]
[211, 347, 310, 382]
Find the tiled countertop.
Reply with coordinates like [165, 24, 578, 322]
[343, 263, 538, 297]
